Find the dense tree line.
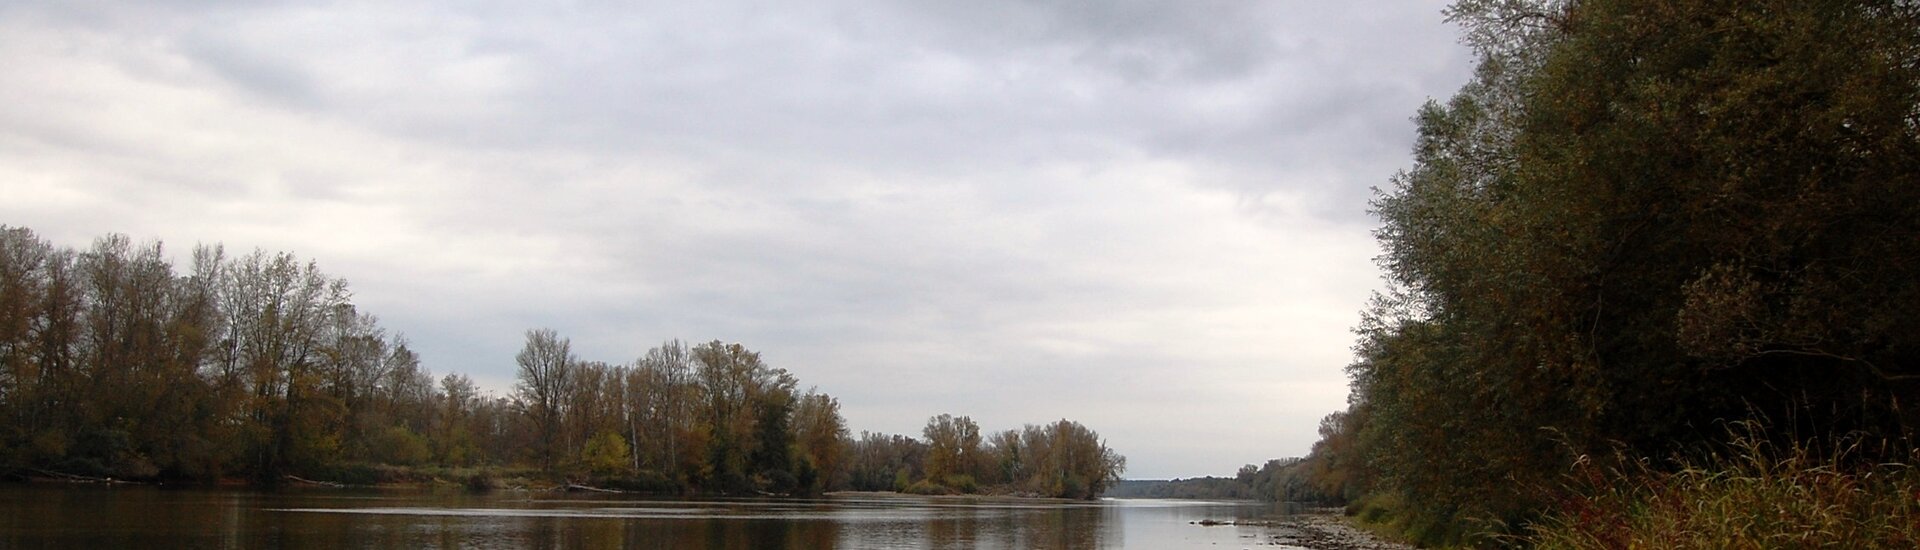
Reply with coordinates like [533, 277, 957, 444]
[0, 226, 492, 481]
[1298, 0, 1920, 543]
[844, 415, 1125, 499]
[0, 226, 852, 494]
[501, 333, 851, 495]
[0, 226, 1127, 498]
[1105, 458, 1332, 502]
[512, 352, 1125, 498]
[1104, 476, 1251, 500]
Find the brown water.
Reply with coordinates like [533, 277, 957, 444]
[0, 484, 1304, 549]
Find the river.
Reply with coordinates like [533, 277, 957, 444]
[0, 484, 1310, 548]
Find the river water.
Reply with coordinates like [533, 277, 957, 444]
[0, 484, 1306, 549]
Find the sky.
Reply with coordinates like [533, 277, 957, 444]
[0, 0, 1474, 479]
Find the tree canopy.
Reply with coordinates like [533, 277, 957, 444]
[1303, 0, 1920, 543]
[0, 226, 1128, 499]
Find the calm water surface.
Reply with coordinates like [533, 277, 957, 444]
[0, 485, 1304, 549]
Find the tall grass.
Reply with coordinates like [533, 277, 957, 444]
[1523, 428, 1920, 549]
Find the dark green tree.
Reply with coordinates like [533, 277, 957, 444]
[1312, 0, 1920, 541]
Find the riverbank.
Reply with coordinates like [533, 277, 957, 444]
[1267, 511, 1415, 550]
[1189, 506, 1413, 549]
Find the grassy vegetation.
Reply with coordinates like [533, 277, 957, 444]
[1523, 432, 1920, 549]
[1341, 491, 1480, 548]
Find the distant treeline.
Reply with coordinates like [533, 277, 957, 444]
[844, 415, 1125, 499]
[0, 226, 1123, 498]
[504, 333, 1124, 497]
[1105, 458, 1331, 502]
[1287, 0, 1920, 546]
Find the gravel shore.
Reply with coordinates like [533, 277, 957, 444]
[1262, 512, 1416, 550]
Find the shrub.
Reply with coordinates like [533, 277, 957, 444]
[581, 431, 632, 477]
[904, 479, 951, 495]
[601, 470, 678, 493]
[464, 471, 497, 493]
[369, 426, 431, 467]
[942, 474, 978, 494]
[309, 463, 382, 486]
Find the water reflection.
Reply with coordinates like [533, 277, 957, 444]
[0, 485, 1289, 549]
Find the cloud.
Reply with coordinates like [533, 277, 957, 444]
[0, 0, 1472, 478]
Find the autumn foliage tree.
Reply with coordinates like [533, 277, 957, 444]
[848, 415, 1124, 499]
[0, 225, 1124, 501]
[0, 228, 457, 482]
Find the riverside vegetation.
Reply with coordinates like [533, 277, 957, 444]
[0, 227, 1122, 498]
[1285, 0, 1920, 547]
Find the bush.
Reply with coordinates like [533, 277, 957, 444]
[942, 474, 978, 494]
[893, 467, 914, 492]
[760, 469, 799, 495]
[1339, 491, 1474, 547]
[308, 463, 382, 486]
[601, 470, 678, 493]
[464, 471, 497, 493]
[581, 431, 632, 477]
[903, 479, 952, 495]
[368, 426, 431, 467]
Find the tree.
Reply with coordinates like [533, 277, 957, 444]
[1020, 419, 1125, 500]
[791, 391, 849, 494]
[515, 328, 575, 471]
[0, 228, 444, 481]
[217, 250, 352, 479]
[983, 429, 1024, 487]
[581, 430, 632, 477]
[436, 373, 481, 466]
[629, 340, 702, 484]
[1314, 0, 1920, 541]
[0, 227, 57, 470]
[921, 413, 982, 490]
[566, 360, 623, 471]
[846, 431, 926, 492]
[692, 340, 795, 493]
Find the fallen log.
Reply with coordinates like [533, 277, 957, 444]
[283, 475, 348, 488]
[565, 483, 625, 494]
[29, 468, 147, 485]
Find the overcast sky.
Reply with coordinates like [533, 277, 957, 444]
[0, 0, 1472, 479]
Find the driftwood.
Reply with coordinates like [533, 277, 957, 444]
[29, 468, 147, 485]
[283, 475, 349, 488]
[563, 483, 625, 494]
[1193, 518, 1281, 527]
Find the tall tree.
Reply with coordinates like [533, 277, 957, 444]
[791, 391, 849, 493]
[982, 429, 1024, 487]
[218, 251, 351, 478]
[1320, 0, 1920, 539]
[629, 340, 702, 483]
[1019, 419, 1124, 500]
[922, 413, 982, 489]
[515, 328, 575, 471]
[0, 227, 54, 469]
[693, 340, 795, 493]
[436, 373, 481, 466]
